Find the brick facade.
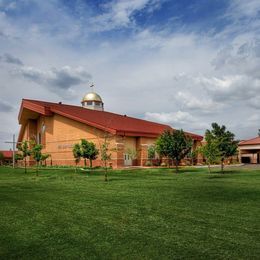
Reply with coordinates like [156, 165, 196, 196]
[18, 99, 203, 168]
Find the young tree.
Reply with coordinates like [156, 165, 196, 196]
[156, 130, 172, 167]
[206, 123, 238, 173]
[80, 139, 99, 168]
[198, 138, 221, 174]
[15, 153, 23, 164]
[32, 144, 43, 176]
[101, 142, 111, 182]
[156, 130, 192, 173]
[41, 153, 50, 167]
[18, 141, 31, 173]
[148, 145, 156, 164]
[73, 143, 82, 171]
[187, 150, 197, 166]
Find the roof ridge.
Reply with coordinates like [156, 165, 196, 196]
[23, 98, 172, 128]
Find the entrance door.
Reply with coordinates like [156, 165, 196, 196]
[124, 154, 132, 166]
[257, 153, 260, 164]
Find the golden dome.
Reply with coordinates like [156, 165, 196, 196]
[82, 92, 103, 103]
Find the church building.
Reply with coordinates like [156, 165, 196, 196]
[18, 89, 203, 168]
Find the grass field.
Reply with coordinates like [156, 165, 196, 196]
[0, 166, 259, 259]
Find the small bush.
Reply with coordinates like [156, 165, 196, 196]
[145, 161, 152, 166]
[160, 162, 166, 167]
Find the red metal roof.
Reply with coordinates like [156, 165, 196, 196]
[18, 99, 203, 141]
[0, 150, 13, 158]
[239, 137, 260, 146]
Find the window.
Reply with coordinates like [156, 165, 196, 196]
[37, 133, 41, 144]
[87, 101, 93, 105]
[95, 102, 100, 106]
[41, 124, 46, 134]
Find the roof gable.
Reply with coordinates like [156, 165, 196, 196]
[239, 136, 260, 146]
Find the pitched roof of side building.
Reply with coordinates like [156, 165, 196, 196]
[0, 150, 14, 158]
[239, 136, 260, 146]
[18, 99, 203, 142]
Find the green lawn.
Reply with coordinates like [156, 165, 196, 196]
[0, 167, 259, 259]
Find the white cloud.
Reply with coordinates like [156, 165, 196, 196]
[145, 111, 194, 124]
[226, 0, 260, 20]
[90, 0, 163, 31]
[0, 0, 260, 150]
[175, 91, 220, 112]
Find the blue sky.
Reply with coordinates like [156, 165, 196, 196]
[0, 0, 260, 148]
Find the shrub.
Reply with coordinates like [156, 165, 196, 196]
[160, 162, 167, 167]
[145, 161, 152, 166]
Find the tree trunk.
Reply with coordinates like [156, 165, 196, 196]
[221, 159, 224, 174]
[36, 161, 39, 176]
[84, 158, 86, 168]
[24, 157, 27, 173]
[104, 160, 108, 182]
[175, 159, 179, 173]
[208, 164, 211, 174]
[90, 159, 92, 168]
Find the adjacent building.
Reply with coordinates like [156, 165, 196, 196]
[239, 136, 260, 164]
[0, 150, 14, 165]
[18, 90, 203, 168]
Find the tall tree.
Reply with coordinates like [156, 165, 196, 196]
[18, 141, 31, 173]
[80, 139, 99, 168]
[206, 123, 238, 173]
[73, 143, 82, 171]
[156, 130, 192, 173]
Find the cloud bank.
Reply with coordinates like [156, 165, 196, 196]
[0, 0, 259, 148]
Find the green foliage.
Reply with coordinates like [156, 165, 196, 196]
[101, 143, 111, 162]
[72, 143, 81, 166]
[187, 150, 198, 166]
[15, 153, 23, 162]
[101, 142, 111, 182]
[156, 130, 192, 173]
[80, 139, 99, 168]
[17, 141, 31, 173]
[126, 148, 138, 160]
[206, 123, 238, 173]
[41, 153, 50, 166]
[198, 137, 221, 173]
[148, 145, 156, 160]
[145, 161, 152, 166]
[31, 144, 43, 175]
[18, 141, 31, 158]
[32, 144, 43, 163]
